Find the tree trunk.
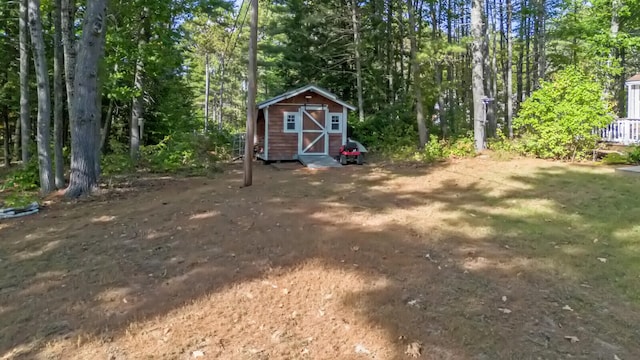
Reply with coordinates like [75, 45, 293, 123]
[432, 0, 446, 137]
[13, 116, 20, 162]
[537, 0, 545, 84]
[491, 0, 499, 137]
[532, 0, 539, 89]
[53, 0, 65, 188]
[28, 0, 55, 195]
[617, 47, 626, 115]
[61, 0, 76, 124]
[407, 0, 428, 148]
[506, 0, 513, 137]
[386, 0, 394, 104]
[1, 10, 10, 167]
[446, 0, 454, 133]
[19, 0, 30, 164]
[351, 0, 365, 122]
[471, 0, 486, 151]
[100, 98, 114, 153]
[244, 0, 257, 187]
[525, 12, 531, 97]
[2, 106, 9, 168]
[204, 53, 210, 132]
[516, 0, 525, 106]
[606, 0, 619, 103]
[66, 0, 108, 198]
[130, 16, 147, 162]
[218, 57, 225, 129]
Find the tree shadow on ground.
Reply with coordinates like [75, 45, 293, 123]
[0, 159, 639, 359]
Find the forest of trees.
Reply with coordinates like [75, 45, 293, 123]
[0, 0, 639, 197]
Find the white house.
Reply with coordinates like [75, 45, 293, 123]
[627, 73, 640, 119]
[598, 74, 640, 144]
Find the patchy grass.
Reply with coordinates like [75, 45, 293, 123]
[0, 158, 639, 359]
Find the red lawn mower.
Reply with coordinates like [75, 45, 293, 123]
[336, 138, 365, 165]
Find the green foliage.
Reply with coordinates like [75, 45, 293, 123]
[140, 131, 231, 175]
[421, 135, 448, 162]
[627, 146, 640, 164]
[513, 66, 614, 160]
[601, 152, 630, 165]
[447, 134, 476, 158]
[1, 159, 40, 209]
[1, 191, 38, 208]
[101, 153, 135, 176]
[350, 103, 418, 156]
[1, 158, 40, 192]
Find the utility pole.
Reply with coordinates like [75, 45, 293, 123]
[243, 0, 257, 187]
[204, 53, 210, 133]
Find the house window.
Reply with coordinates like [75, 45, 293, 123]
[329, 113, 342, 133]
[284, 112, 298, 132]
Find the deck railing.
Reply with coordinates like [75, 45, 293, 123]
[597, 118, 640, 145]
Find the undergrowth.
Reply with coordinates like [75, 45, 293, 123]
[102, 131, 233, 177]
[0, 159, 40, 208]
[1, 131, 233, 208]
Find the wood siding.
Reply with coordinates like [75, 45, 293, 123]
[264, 90, 347, 161]
[268, 104, 299, 160]
[328, 133, 343, 157]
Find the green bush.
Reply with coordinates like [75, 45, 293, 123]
[101, 152, 135, 176]
[513, 66, 614, 160]
[602, 153, 631, 165]
[628, 146, 640, 164]
[1, 158, 39, 191]
[448, 133, 476, 158]
[141, 131, 231, 175]
[422, 134, 448, 161]
[350, 102, 418, 156]
[1, 191, 38, 208]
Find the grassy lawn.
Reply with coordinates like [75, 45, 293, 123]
[0, 157, 638, 359]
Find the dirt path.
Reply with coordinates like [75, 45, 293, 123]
[1, 158, 638, 359]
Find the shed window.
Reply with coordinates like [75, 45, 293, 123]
[328, 113, 342, 133]
[283, 112, 299, 132]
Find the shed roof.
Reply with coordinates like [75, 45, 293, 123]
[257, 84, 357, 111]
[627, 73, 640, 83]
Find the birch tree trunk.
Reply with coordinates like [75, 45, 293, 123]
[66, 0, 108, 198]
[53, 0, 65, 188]
[471, 0, 486, 151]
[506, 0, 513, 137]
[19, 0, 30, 164]
[61, 0, 76, 123]
[28, 0, 55, 195]
[130, 16, 147, 162]
[407, 0, 428, 148]
[351, 0, 365, 122]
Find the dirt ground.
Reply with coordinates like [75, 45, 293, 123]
[1, 156, 639, 360]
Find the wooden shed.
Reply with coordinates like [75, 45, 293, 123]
[255, 85, 356, 162]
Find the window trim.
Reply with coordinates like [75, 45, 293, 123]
[328, 113, 342, 133]
[283, 111, 299, 133]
